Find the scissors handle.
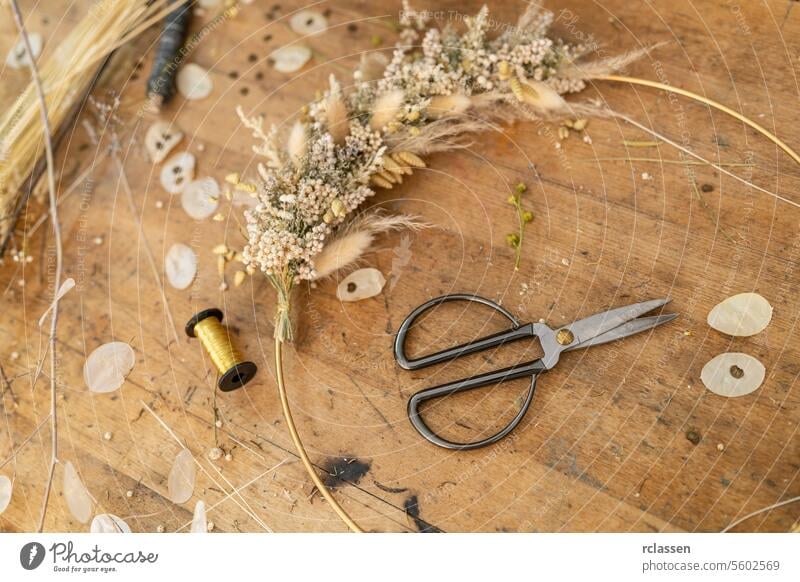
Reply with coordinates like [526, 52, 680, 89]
[394, 294, 535, 370]
[408, 359, 547, 450]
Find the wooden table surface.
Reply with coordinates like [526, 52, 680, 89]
[1, 0, 798, 533]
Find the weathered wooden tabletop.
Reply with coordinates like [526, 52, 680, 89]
[1, 0, 798, 533]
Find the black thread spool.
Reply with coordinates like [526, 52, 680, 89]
[186, 308, 257, 392]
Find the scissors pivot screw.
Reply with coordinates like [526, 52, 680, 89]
[556, 328, 575, 346]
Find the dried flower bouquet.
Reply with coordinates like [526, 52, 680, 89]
[236, 2, 640, 341]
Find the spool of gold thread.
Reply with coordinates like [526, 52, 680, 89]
[185, 308, 257, 392]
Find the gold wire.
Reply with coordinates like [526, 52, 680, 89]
[275, 337, 364, 532]
[194, 316, 243, 375]
[597, 75, 800, 169]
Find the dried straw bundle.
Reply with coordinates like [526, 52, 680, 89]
[0, 0, 184, 250]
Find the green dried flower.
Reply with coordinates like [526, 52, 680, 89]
[515, 182, 527, 194]
[506, 233, 520, 247]
[522, 210, 534, 223]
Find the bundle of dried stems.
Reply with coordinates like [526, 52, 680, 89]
[0, 0, 186, 252]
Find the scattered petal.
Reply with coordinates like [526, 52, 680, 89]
[271, 45, 312, 73]
[160, 151, 196, 194]
[145, 121, 184, 164]
[707, 292, 772, 337]
[6, 33, 42, 69]
[64, 461, 93, 524]
[165, 243, 197, 290]
[337, 268, 386, 302]
[90, 514, 131, 533]
[38, 277, 75, 327]
[0, 475, 11, 515]
[289, 10, 328, 34]
[176, 63, 213, 100]
[181, 177, 220, 220]
[168, 449, 196, 504]
[190, 500, 207, 533]
[701, 352, 766, 398]
[84, 342, 135, 394]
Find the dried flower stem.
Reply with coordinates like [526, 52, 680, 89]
[8, 0, 64, 533]
[599, 75, 800, 168]
[274, 338, 363, 532]
[141, 401, 273, 532]
[721, 495, 800, 532]
[614, 113, 800, 209]
[578, 157, 752, 167]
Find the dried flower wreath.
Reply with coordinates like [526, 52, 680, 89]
[234, 3, 800, 532]
[235, 2, 641, 341]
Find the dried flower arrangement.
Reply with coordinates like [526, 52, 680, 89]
[230, 2, 656, 531]
[234, 2, 642, 343]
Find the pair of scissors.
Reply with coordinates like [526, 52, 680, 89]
[394, 294, 678, 450]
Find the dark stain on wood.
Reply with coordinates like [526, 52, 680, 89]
[322, 456, 370, 489]
[404, 495, 442, 533]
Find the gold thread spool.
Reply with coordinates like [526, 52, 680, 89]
[186, 308, 257, 392]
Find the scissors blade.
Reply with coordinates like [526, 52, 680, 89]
[565, 313, 678, 351]
[565, 298, 672, 347]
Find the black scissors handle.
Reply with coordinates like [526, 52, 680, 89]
[407, 359, 546, 450]
[394, 294, 544, 450]
[394, 294, 535, 370]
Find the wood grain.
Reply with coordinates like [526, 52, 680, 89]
[0, 0, 797, 532]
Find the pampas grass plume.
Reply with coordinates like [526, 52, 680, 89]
[369, 89, 405, 131]
[287, 121, 307, 169]
[312, 213, 425, 279]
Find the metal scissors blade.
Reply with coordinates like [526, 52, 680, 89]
[565, 313, 678, 351]
[564, 298, 672, 348]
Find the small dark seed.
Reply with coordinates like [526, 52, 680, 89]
[248, 54, 257, 63]
[255, 71, 264, 80]
[347, 282, 357, 293]
[240, 87, 249, 96]
[263, 34, 273, 42]
[228, 71, 239, 79]
[701, 183, 713, 193]
[685, 430, 701, 445]
[323, 8, 332, 17]
[347, 23, 358, 32]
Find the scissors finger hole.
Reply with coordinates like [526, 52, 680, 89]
[402, 299, 539, 363]
[414, 376, 535, 445]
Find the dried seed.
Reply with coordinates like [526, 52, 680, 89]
[165, 243, 197, 290]
[212, 244, 229, 255]
[225, 172, 240, 185]
[233, 270, 246, 287]
[336, 268, 386, 302]
[181, 177, 220, 220]
[167, 449, 196, 504]
[0, 475, 11, 515]
[176, 63, 213, 100]
[84, 342, 135, 394]
[145, 121, 184, 163]
[707, 292, 773, 337]
[64, 461, 93, 524]
[191, 500, 207, 533]
[272, 45, 312, 73]
[160, 152, 196, 194]
[6, 33, 42, 69]
[289, 10, 328, 34]
[701, 352, 765, 397]
[90, 514, 131, 533]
